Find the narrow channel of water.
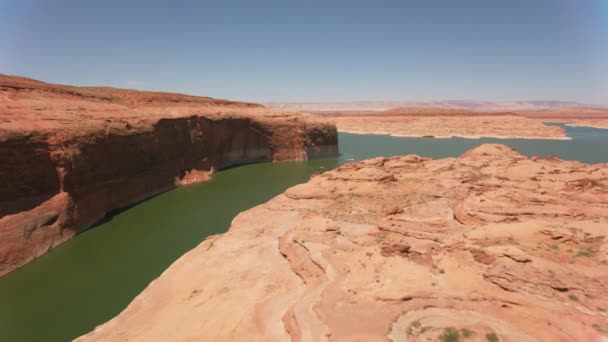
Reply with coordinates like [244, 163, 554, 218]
[0, 124, 606, 342]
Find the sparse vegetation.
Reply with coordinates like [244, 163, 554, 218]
[592, 323, 608, 334]
[461, 328, 474, 338]
[568, 294, 579, 302]
[576, 247, 595, 258]
[486, 332, 499, 342]
[439, 269, 446, 274]
[440, 327, 460, 342]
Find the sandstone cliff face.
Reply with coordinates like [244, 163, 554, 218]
[0, 75, 338, 276]
[78, 144, 608, 341]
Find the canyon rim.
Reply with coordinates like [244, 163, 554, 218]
[0, 75, 339, 276]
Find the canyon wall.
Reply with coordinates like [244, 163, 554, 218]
[0, 75, 338, 276]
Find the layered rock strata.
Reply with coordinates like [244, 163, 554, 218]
[0, 75, 338, 275]
[78, 144, 608, 341]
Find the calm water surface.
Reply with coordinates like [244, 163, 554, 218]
[0, 124, 606, 342]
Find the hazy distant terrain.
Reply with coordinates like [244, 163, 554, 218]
[268, 100, 608, 135]
[265, 100, 596, 112]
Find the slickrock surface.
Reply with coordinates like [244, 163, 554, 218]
[0, 75, 338, 275]
[78, 144, 608, 341]
[332, 114, 568, 139]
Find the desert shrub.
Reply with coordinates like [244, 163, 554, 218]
[440, 327, 460, 342]
[486, 332, 499, 342]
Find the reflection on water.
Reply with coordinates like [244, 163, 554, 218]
[0, 124, 606, 342]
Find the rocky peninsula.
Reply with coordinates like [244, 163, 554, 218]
[0, 75, 338, 276]
[78, 144, 608, 341]
[332, 113, 568, 139]
[270, 103, 608, 139]
[564, 119, 608, 130]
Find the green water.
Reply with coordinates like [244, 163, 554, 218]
[1, 124, 606, 342]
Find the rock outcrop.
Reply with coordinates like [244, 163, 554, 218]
[0, 75, 338, 276]
[78, 144, 608, 341]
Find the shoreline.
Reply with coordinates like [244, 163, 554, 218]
[564, 123, 608, 130]
[532, 119, 608, 130]
[338, 129, 573, 140]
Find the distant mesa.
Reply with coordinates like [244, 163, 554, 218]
[270, 100, 608, 138]
[265, 100, 605, 113]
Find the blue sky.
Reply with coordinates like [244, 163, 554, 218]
[1, 0, 607, 104]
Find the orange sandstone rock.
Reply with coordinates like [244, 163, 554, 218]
[78, 144, 608, 341]
[332, 114, 568, 139]
[0, 75, 338, 276]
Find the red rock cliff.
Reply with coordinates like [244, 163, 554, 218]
[0, 75, 338, 276]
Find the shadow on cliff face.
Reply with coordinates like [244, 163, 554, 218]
[85, 157, 273, 231]
[0, 136, 60, 217]
[74, 116, 276, 232]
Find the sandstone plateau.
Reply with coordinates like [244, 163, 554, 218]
[332, 114, 567, 139]
[0, 75, 338, 276]
[265, 100, 593, 112]
[78, 144, 608, 341]
[270, 102, 608, 138]
[323, 106, 608, 139]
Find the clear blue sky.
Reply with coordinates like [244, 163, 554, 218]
[1, 0, 607, 104]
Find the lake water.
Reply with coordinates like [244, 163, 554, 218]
[0, 124, 606, 342]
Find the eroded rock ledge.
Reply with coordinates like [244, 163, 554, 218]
[78, 144, 608, 341]
[0, 75, 338, 276]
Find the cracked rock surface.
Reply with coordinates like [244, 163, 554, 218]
[77, 144, 608, 341]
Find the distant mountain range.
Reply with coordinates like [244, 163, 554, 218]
[265, 100, 603, 112]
